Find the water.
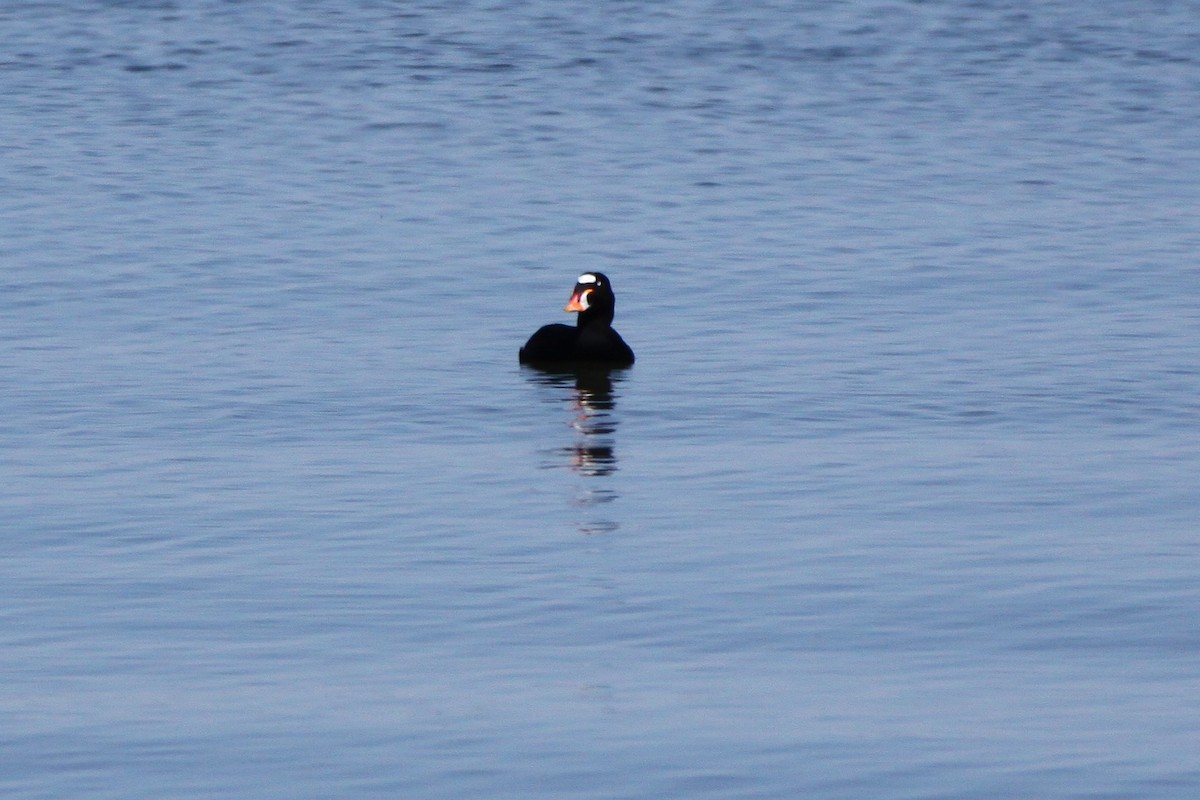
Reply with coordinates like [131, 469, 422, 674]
[3, 1, 1199, 797]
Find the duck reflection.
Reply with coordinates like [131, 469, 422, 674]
[523, 364, 626, 534]
[525, 364, 625, 477]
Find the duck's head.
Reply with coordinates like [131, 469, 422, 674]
[564, 272, 616, 324]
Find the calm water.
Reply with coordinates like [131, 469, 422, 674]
[3, 1, 1199, 797]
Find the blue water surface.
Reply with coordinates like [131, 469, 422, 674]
[2, 2, 1199, 798]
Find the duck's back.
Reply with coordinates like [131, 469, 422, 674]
[519, 323, 578, 364]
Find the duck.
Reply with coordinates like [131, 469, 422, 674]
[519, 272, 635, 366]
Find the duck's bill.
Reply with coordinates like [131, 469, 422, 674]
[564, 288, 591, 312]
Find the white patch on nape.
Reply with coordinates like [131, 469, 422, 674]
[576, 273, 599, 285]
